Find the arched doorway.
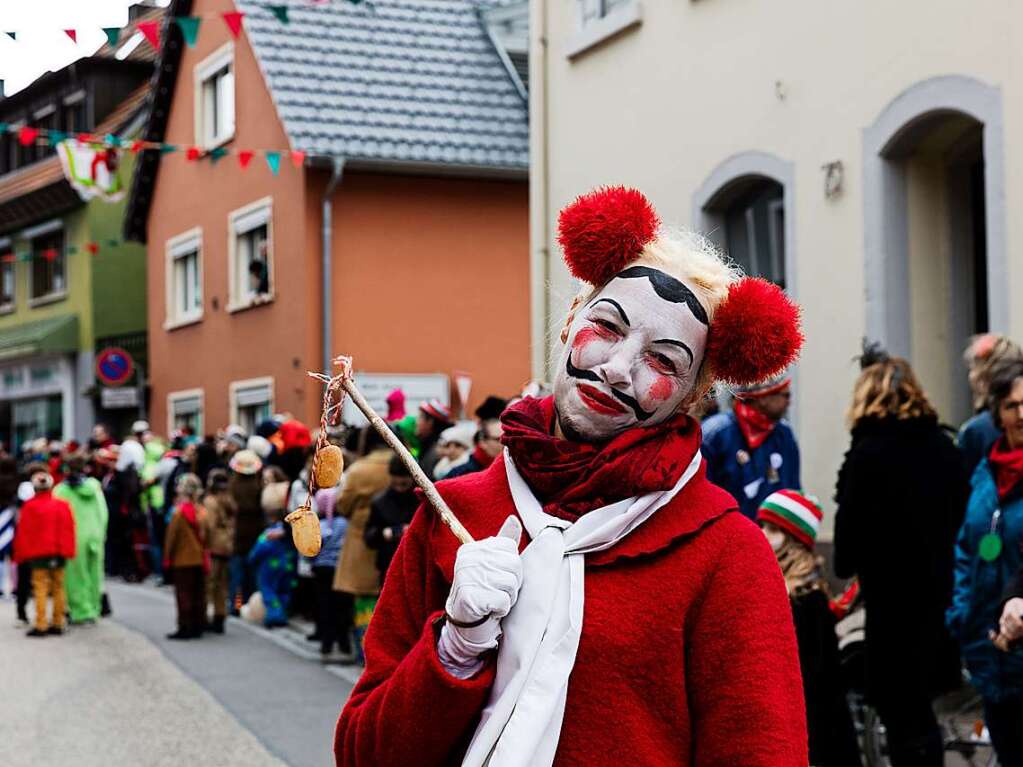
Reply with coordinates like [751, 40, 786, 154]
[864, 76, 1006, 424]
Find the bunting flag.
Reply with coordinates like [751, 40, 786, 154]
[103, 27, 120, 47]
[209, 146, 228, 163]
[185, 146, 201, 161]
[64, 29, 77, 43]
[265, 151, 281, 176]
[238, 150, 254, 169]
[18, 127, 40, 146]
[222, 11, 245, 39]
[4, 32, 15, 42]
[1, 234, 134, 264]
[175, 16, 201, 48]
[269, 5, 290, 24]
[290, 150, 306, 167]
[137, 19, 161, 50]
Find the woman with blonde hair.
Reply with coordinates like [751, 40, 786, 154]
[834, 341, 968, 766]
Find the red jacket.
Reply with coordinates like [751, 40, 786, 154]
[336, 458, 807, 766]
[13, 490, 76, 564]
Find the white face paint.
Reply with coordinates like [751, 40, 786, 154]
[553, 266, 709, 442]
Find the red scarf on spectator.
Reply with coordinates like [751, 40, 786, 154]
[733, 401, 777, 450]
[470, 445, 496, 471]
[500, 396, 701, 522]
[175, 501, 211, 575]
[988, 437, 1023, 501]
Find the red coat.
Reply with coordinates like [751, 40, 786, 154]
[13, 490, 76, 564]
[336, 458, 807, 766]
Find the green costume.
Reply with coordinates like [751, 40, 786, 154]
[142, 438, 167, 512]
[56, 477, 109, 622]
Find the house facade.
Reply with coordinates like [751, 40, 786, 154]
[0, 14, 157, 447]
[530, 0, 1023, 535]
[127, 0, 530, 437]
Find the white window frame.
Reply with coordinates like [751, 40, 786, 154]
[24, 219, 67, 307]
[0, 237, 13, 314]
[229, 377, 274, 434]
[167, 388, 204, 438]
[193, 42, 235, 150]
[164, 227, 204, 330]
[227, 197, 274, 312]
[567, 0, 642, 59]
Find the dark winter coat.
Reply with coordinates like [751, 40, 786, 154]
[701, 411, 801, 520]
[958, 410, 1001, 480]
[946, 460, 1023, 703]
[834, 415, 968, 702]
[791, 588, 862, 767]
[230, 473, 264, 556]
[364, 486, 419, 578]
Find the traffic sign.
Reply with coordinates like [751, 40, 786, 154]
[96, 347, 135, 387]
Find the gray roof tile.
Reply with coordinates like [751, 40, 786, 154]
[236, 0, 529, 171]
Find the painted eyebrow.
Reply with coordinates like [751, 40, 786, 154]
[653, 338, 694, 367]
[589, 298, 630, 327]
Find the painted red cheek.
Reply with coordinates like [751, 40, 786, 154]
[572, 327, 601, 350]
[648, 376, 675, 403]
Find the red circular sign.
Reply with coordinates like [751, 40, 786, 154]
[96, 347, 134, 387]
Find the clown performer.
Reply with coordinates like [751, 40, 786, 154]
[335, 187, 808, 766]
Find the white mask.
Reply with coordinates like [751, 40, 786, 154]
[553, 266, 709, 442]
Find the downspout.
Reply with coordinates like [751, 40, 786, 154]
[531, 0, 552, 381]
[322, 158, 345, 375]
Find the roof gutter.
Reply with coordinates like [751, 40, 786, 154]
[322, 157, 345, 375]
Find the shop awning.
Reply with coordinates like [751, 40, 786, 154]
[0, 315, 79, 361]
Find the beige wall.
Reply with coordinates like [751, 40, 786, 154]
[532, 0, 1023, 535]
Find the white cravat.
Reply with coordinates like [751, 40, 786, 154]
[461, 447, 703, 767]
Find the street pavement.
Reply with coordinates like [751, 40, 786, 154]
[0, 580, 357, 767]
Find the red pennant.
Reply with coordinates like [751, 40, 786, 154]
[185, 146, 201, 161]
[129, 140, 145, 154]
[138, 20, 161, 51]
[1, 254, 14, 264]
[290, 150, 306, 168]
[43, 249, 57, 263]
[17, 127, 40, 146]
[77, 132, 97, 145]
[85, 242, 100, 256]
[222, 12, 244, 38]
[238, 150, 255, 169]
[64, 29, 77, 44]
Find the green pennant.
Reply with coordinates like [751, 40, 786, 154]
[269, 5, 289, 24]
[265, 151, 281, 176]
[209, 146, 228, 163]
[103, 27, 120, 47]
[4, 32, 16, 42]
[160, 144, 179, 154]
[105, 239, 119, 248]
[0, 123, 7, 134]
[175, 16, 201, 47]
[105, 134, 123, 147]
[67, 245, 78, 255]
[48, 130, 68, 145]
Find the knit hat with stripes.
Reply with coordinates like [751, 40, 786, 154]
[757, 489, 822, 549]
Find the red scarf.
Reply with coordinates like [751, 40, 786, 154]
[988, 437, 1023, 501]
[733, 401, 777, 450]
[175, 501, 211, 575]
[500, 396, 702, 522]
[470, 445, 496, 471]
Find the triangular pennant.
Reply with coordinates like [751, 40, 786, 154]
[43, 249, 57, 263]
[103, 27, 120, 47]
[160, 144, 178, 154]
[48, 130, 68, 145]
[174, 16, 200, 48]
[0, 123, 7, 134]
[1, 254, 14, 264]
[185, 146, 201, 161]
[4, 32, 16, 42]
[290, 150, 306, 167]
[64, 29, 77, 44]
[105, 238, 119, 247]
[137, 20, 161, 51]
[77, 132, 96, 145]
[67, 245, 78, 255]
[238, 150, 255, 169]
[269, 5, 289, 24]
[222, 11, 245, 39]
[17, 127, 40, 146]
[209, 146, 228, 163]
[86, 242, 100, 255]
[265, 151, 281, 176]
[129, 140, 145, 154]
[105, 134, 123, 147]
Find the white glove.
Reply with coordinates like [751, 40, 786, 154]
[437, 515, 523, 678]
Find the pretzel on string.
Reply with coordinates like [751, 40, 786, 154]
[285, 356, 474, 554]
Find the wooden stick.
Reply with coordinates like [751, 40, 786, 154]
[340, 377, 475, 545]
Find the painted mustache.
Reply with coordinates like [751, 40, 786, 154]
[565, 357, 654, 421]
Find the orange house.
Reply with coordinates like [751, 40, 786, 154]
[125, 0, 530, 436]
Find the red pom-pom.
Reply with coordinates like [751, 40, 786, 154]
[706, 278, 803, 386]
[557, 186, 660, 286]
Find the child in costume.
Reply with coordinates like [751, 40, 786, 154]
[164, 473, 208, 640]
[12, 464, 75, 637]
[56, 454, 109, 624]
[247, 508, 297, 628]
[757, 490, 861, 767]
[336, 187, 808, 766]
